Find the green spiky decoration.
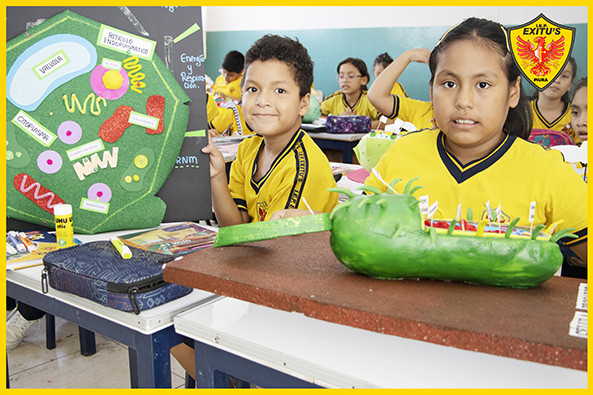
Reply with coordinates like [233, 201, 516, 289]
[214, 178, 571, 288]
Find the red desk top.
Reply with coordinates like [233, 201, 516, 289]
[163, 231, 587, 370]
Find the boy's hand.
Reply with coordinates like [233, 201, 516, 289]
[405, 48, 431, 65]
[208, 128, 221, 137]
[201, 134, 226, 182]
[213, 91, 239, 102]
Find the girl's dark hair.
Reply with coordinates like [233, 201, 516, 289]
[222, 50, 245, 74]
[244, 35, 313, 98]
[373, 52, 394, 68]
[338, 57, 370, 91]
[573, 77, 587, 96]
[429, 17, 533, 139]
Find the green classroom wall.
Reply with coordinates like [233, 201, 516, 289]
[205, 23, 587, 102]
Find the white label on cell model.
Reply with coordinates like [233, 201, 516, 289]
[11, 111, 57, 147]
[67, 139, 105, 161]
[33, 50, 70, 79]
[80, 198, 110, 214]
[576, 283, 588, 311]
[569, 311, 587, 338]
[129, 111, 159, 130]
[101, 58, 122, 70]
[97, 25, 156, 60]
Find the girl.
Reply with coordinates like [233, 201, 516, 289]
[320, 57, 381, 129]
[372, 52, 407, 97]
[570, 77, 587, 143]
[365, 18, 587, 273]
[368, 48, 434, 131]
[530, 58, 579, 143]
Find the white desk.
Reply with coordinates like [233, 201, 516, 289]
[308, 131, 367, 142]
[6, 226, 221, 388]
[212, 132, 366, 164]
[174, 297, 587, 389]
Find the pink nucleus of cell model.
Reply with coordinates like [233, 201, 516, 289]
[90, 65, 130, 100]
[87, 183, 112, 203]
[57, 120, 82, 144]
[37, 150, 63, 174]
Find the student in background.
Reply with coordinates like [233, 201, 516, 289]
[368, 48, 435, 130]
[373, 52, 407, 97]
[208, 104, 254, 137]
[321, 57, 381, 129]
[211, 50, 245, 102]
[206, 93, 221, 124]
[365, 17, 587, 275]
[529, 58, 579, 143]
[570, 77, 587, 143]
[203, 34, 338, 226]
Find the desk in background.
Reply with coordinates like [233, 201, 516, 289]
[308, 132, 365, 164]
[212, 130, 366, 165]
[174, 297, 586, 388]
[6, 227, 221, 388]
[302, 122, 366, 164]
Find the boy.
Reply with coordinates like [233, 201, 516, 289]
[202, 35, 338, 226]
[211, 50, 244, 101]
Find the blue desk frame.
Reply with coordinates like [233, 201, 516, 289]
[192, 341, 323, 388]
[7, 280, 182, 388]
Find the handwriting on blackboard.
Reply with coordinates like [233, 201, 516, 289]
[180, 53, 205, 89]
[181, 53, 204, 67]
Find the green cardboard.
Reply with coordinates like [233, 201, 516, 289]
[6, 10, 190, 234]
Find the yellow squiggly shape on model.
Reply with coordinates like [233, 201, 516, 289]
[62, 93, 107, 115]
[123, 56, 146, 94]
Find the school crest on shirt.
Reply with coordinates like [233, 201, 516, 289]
[506, 14, 575, 91]
[256, 201, 268, 222]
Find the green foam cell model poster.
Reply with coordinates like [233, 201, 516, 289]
[6, 8, 209, 234]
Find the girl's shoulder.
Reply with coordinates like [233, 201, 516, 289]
[323, 91, 343, 101]
[401, 128, 439, 140]
[509, 136, 566, 163]
[389, 128, 439, 150]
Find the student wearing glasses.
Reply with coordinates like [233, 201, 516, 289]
[320, 57, 381, 129]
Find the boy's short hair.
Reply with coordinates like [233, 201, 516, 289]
[244, 34, 313, 98]
[222, 50, 245, 73]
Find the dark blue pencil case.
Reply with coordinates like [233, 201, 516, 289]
[42, 241, 192, 314]
[326, 115, 371, 134]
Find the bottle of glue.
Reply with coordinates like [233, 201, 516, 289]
[54, 204, 75, 248]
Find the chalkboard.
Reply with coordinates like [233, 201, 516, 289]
[6, 6, 212, 225]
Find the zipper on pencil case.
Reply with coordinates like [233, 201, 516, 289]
[107, 277, 169, 314]
[41, 262, 103, 294]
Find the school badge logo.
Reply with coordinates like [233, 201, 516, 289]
[506, 14, 575, 91]
[256, 201, 268, 222]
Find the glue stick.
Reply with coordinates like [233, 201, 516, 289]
[54, 204, 75, 248]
